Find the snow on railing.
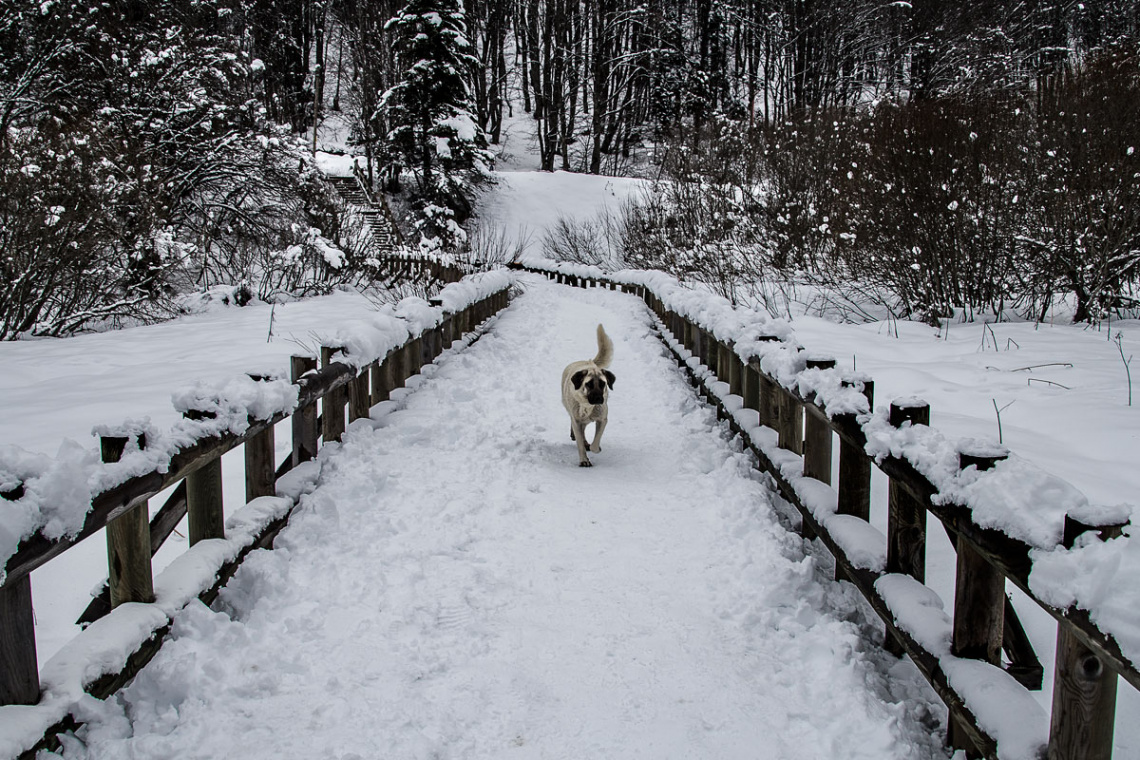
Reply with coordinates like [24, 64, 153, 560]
[0, 271, 514, 758]
[517, 258, 1136, 760]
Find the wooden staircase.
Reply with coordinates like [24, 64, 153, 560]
[326, 174, 403, 257]
[325, 172, 472, 289]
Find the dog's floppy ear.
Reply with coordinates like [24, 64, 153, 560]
[603, 370, 616, 389]
[571, 370, 588, 389]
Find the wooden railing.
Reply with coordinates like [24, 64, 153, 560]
[0, 284, 511, 757]
[519, 263, 1133, 760]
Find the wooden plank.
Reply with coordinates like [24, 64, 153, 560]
[186, 457, 224, 545]
[244, 424, 276, 501]
[320, 347, 347, 443]
[77, 481, 189, 628]
[729, 348, 743, 397]
[802, 358, 836, 485]
[948, 449, 1009, 756]
[1049, 626, 1118, 760]
[349, 369, 370, 422]
[101, 436, 155, 609]
[776, 386, 803, 454]
[290, 356, 318, 466]
[372, 355, 393, 405]
[743, 363, 761, 428]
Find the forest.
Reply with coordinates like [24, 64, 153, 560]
[2, 0, 1138, 338]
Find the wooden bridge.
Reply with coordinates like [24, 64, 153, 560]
[0, 268, 1134, 759]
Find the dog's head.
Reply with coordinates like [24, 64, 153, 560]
[571, 368, 616, 406]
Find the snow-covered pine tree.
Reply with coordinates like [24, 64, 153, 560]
[380, 0, 492, 250]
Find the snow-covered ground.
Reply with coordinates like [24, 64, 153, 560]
[44, 281, 949, 759]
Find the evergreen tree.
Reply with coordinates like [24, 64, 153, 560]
[380, 0, 491, 247]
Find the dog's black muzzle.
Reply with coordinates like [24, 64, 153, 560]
[586, 393, 605, 405]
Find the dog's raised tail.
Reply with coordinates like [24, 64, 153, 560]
[594, 324, 614, 368]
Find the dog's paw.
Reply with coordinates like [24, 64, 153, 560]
[579, 459, 593, 467]
[590, 443, 601, 453]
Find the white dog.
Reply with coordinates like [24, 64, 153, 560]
[561, 324, 616, 467]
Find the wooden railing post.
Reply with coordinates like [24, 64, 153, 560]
[101, 436, 156, 609]
[186, 455, 224, 545]
[1049, 627, 1118, 760]
[408, 334, 425, 378]
[244, 377, 276, 501]
[1, 484, 40, 707]
[349, 366, 370, 423]
[290, 356, 318, 466]
[743, 360, 761, 428]
[728, 344, 743, 397]
[883, 399, 931, 655]
[1046, 514, 1124, 760]
[372, 354, 393, 405]
[802, 358, 836, 485]
[837, 380, 874, 521]
[776, 385, 803, 454]
[321, 346, 347, 443]
[949, 446, 1008, 755]
[714, 338, 727, 382]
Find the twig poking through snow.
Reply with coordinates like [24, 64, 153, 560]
[992, 398, 1015, 444]
[1114, 332, 1133, 406]
[1027, 378, 1070, 390]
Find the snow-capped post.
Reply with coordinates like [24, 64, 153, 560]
[836, 380, 874, 522]
[101, 435, 156, 609]
[883, 399, 931, 656]
[321, 347, 348, 443]
[1, 484, 40, 707]
[290, 356, 319, 466]
[244, 377, 277, 501]
[1047, 514, 1126, 760]
[802, 357, 837, 486]
[949, 444, 1008, 754]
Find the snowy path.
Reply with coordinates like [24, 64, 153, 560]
[61, 279, 946, 759]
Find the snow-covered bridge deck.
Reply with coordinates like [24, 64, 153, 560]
[59, 280, 945, 758]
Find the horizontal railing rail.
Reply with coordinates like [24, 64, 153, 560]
[517, 262, 1133, 760]
[0, 283, 512, 758]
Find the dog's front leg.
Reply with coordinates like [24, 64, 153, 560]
[571, 418, 591, 467]
[590, 416, 607, 453]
